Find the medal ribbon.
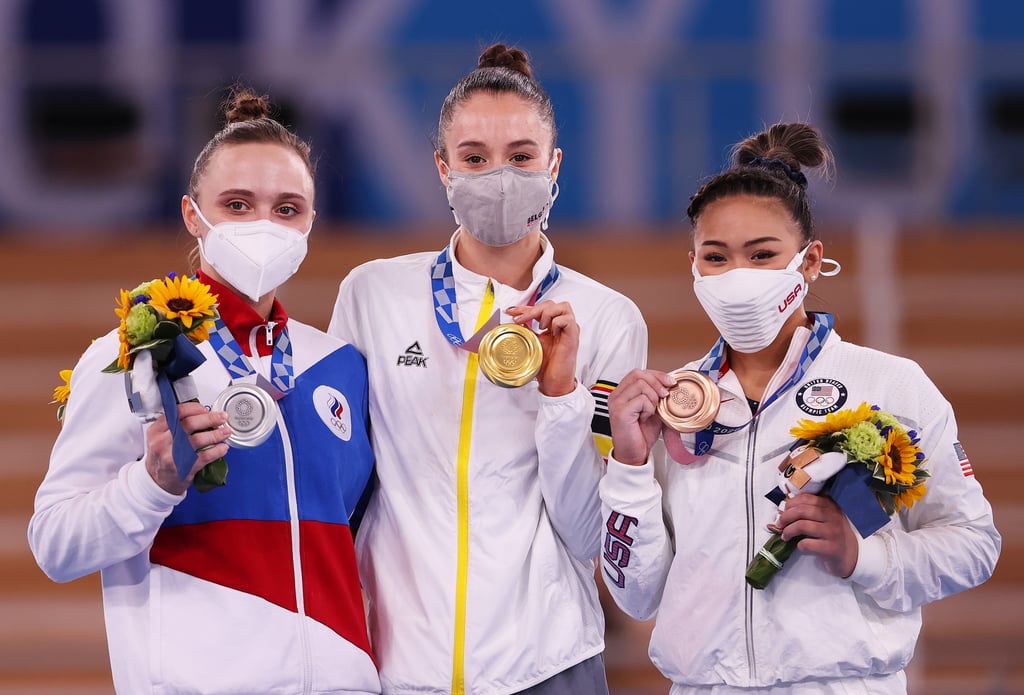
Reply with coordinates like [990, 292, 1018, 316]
[206, 316, 295, 397]
[430, 244, 559, 350]
[676, 313, 834, 459]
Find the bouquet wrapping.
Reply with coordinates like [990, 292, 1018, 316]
[745, 402, 929, 589]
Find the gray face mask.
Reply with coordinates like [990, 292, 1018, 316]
[445, 162, 559, 247]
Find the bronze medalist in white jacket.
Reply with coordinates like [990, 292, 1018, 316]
[599, 319, 1000, 694]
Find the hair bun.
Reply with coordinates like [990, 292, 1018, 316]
[477, 43, 533, 80]
[733, 123, 832, 178]
[223, 85, 271, 125]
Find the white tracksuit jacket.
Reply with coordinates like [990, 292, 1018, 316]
[29, 304, 380, 695]
[329, 234, 648, 694]
[599, 323, 1000, 694]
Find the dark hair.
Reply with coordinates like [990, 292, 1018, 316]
[686, 123, 833, 243]
[436, 43, 557, 160]
[187, 85, 314, 200]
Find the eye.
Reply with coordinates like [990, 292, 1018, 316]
[227, 200, 250, 212]
[751, 249, 778, 261]
[276, 204, 299, 217]
[463, 154, 486, 165]
[701, 251, 726, 263]
[510, 153, 532, 164]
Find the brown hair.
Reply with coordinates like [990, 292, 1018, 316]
[187, 85, 314, 201]
[436, 43, 557, 160]
[686, 123, 834, 243]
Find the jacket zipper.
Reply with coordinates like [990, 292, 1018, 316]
[249, 326, 312, 694]
[451, 282, 495, 695]
[744, 414, 760, 685]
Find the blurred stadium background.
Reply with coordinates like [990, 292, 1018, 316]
[1, 1, 1022, 693]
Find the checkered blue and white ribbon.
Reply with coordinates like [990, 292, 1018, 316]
[689, 312, 834, 456]
[207, 317, 295, 395]
[430, 245, 560, 349]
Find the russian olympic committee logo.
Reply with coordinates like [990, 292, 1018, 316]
[795, 378, 848, 416]
[313, 385, 353, 441]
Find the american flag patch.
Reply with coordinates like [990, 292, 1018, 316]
[953, 441, 974, 477]
[590, 380, 617, 460]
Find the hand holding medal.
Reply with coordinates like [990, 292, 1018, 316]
[504, 300, 579, 395]
[657, 369, 721, 433]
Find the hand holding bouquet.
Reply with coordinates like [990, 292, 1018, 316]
[745, 402, 929, 589]
[101, 273, 226, 492]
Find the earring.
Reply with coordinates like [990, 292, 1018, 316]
[810, 274, 818, 282]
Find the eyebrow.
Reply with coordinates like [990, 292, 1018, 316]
[699, 236, 783, 248]
[454, 139, 541, 150]
[217, 188, 310, 203]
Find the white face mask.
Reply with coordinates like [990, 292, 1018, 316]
[445, 159, 559, 247]
[692, 246, 811, 354]
[190, 199, 311, 302]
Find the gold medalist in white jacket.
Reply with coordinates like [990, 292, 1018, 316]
[330, 233, 648, 694]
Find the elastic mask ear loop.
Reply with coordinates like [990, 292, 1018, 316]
[189, 197, 215, 262]
[189, 197, 216, 231]
[541, 152, 560, 232]
[818, 258, 842, 277]
[788, 244, 811, 271]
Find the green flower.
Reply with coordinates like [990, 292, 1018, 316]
[128, 280, 155, 302]
[843, 421, 885, 462]
[871, 409, 901, 431]
[125, 303, 159, 346]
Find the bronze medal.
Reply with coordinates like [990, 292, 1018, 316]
[477, 323, 543, 388]
[657, 370, 721, 433]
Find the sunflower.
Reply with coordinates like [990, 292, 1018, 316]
[790, 401, 875, 441]
[114, 288, 134, 370]
[51, 369, 72, 404]
[147, 275, 218, 331]
[876, 425, 923, 488]
[893, 480, 927, 511]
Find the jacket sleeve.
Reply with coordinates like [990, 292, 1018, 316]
[598, 445, 674, 621]
[28, 335, 183, 582]
[534, 307, 648, 562]
[327, 270, 360, 348]
[847, 380, 1001, 611]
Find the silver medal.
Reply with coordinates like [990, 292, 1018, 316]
[212, 384, 277, 448]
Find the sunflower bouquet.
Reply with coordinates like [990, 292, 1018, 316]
[100, 273, 226, 491]
[745, 402, 929, 589]
[102, 273, 218, 375]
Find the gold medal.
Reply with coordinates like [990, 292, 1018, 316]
[657, 370, 721, 433]
[477, 323, 543, 388]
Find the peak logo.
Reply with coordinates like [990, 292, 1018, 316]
[397, 341, 428, 367]
[313, 386, 352, 441]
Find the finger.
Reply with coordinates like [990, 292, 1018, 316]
[612, 388, 662, 426]
[612, 371, 673, 401]
[794, 535, 842, 556]
[507, 304, 544, 324]
[180, 409, 230, 436]
[546, 313, 579, 339]
[518, 301, 574, 330]
[190, 424, 232, 453]
[779, 518, 828, 542]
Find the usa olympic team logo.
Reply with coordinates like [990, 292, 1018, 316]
[795, 378, 848, 415]
[313, 385, 352, 441]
